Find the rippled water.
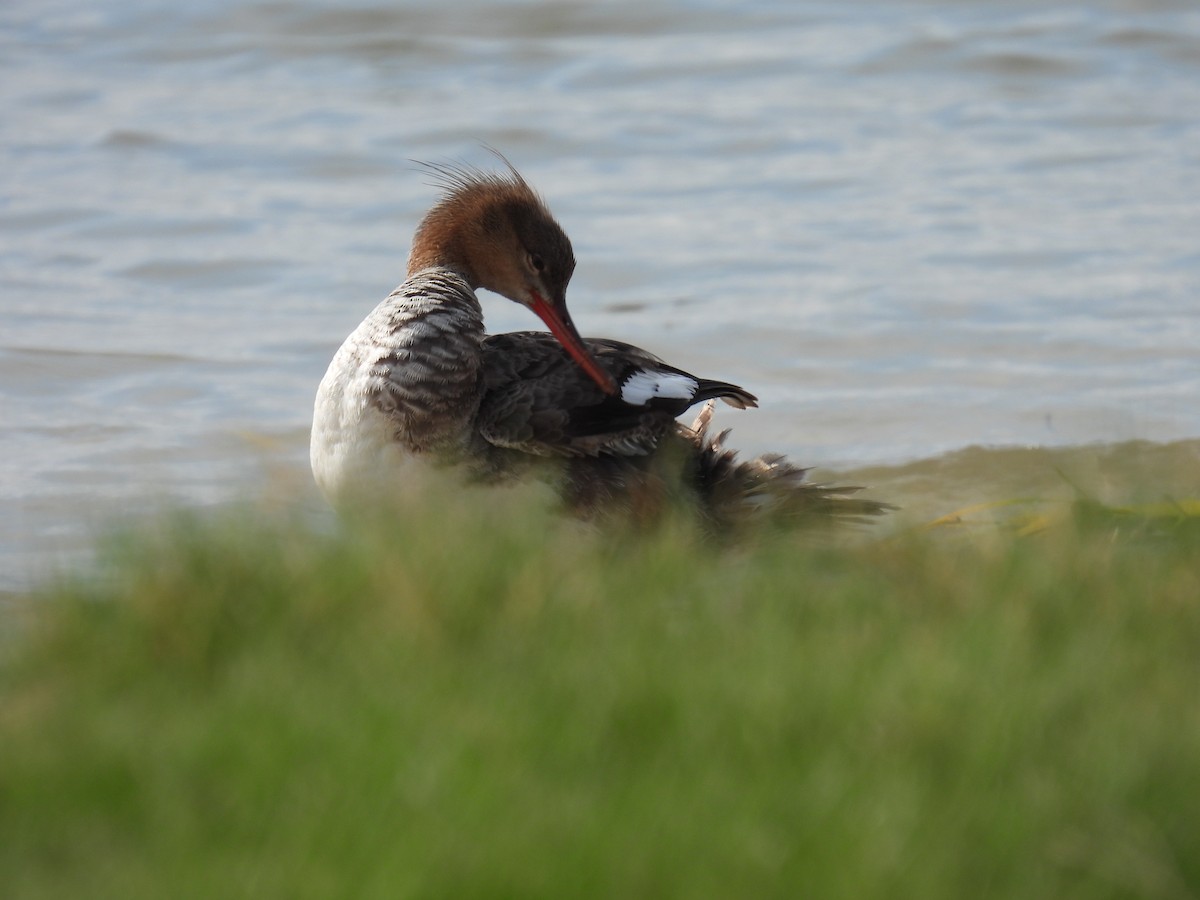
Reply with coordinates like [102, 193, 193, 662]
[3, 0, 1199, 587]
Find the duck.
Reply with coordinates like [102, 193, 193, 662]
[311, 159, 889, 528]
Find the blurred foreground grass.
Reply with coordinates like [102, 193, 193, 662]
[3, 456, 1200, 899]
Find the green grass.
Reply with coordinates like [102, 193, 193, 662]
[2, 481, 1200, 899]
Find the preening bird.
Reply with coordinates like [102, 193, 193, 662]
[311, 159, 890, 529]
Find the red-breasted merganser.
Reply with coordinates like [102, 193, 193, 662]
[311, 161, 888, 526]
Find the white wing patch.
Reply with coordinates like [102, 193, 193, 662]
[621, 370, 698, 406]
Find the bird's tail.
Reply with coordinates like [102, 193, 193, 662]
[558, 401, 893, 530]
[684, 401, 894, 528]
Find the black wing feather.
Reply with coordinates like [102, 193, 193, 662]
[476, 332, 755, 457]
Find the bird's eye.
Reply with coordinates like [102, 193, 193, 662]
[528, 253, 545, 273]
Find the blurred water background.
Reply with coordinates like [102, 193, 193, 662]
[3, 0, 1199, 588]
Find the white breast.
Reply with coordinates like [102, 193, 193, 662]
[309, 268, 485, 507]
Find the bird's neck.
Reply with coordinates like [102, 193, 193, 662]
[387, 267, 485, 332]
[407, 209, 479, 286]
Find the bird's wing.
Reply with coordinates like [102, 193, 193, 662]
[477, 333, 755, 457]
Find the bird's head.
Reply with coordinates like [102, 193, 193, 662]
[409, 160, 616, 395]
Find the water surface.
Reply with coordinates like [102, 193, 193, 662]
[3, 0, 1199, 587]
